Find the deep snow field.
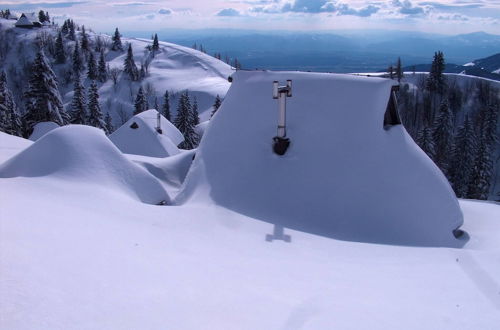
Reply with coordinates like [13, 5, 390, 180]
[1, 69, 500, 329]
[1, 131, 500, 329]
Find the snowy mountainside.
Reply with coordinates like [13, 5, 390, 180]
[0, 18, 233, 127]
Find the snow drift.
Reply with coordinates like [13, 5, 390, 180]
[178, 71, 464, 247]
[0, 132, 32, 163]
[109, 109, 183, 158]
[0, 125, 169, 204]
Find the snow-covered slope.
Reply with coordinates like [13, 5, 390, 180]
[0, 125, 169, 204]
[92, 36, 232, 123]
[179, 71, 464, 247]
[109, 109, 182, 157]
[0, 19, 233, 126]
[0, 131, 32, 163]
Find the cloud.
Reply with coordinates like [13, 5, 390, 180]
[392, 0, 425, 15]
[112, 2, 150, 7]
[418, 2, 484, 10]
[250, 0, 380, 17]
[158, 8, 172, 15]
[216, 8, 242, 17]
[2, 1, 88, 10]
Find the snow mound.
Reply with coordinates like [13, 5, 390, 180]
[0, 125, 169, 204]
[195, 121, 210, 139]
[109, 109, 183, 158]
[29, 121, 60, 141]
[0, 132, 32, 163]
[178, 71, 464, 247]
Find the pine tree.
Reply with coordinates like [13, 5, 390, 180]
[97, 50, 107, 82]
[468, 102, 499, 199]
[431, 100, 454, 174]
[104, 112, 114, 135]
[162, 90, 171, 121]
[134, 86, 147, 115]
[68, 20, 76, 41]
[449, 115, 477, 198]
[80, 25, 89, 52]
[111, 28, 123, 51]
[396, 57, 403, 83]
[87, 51, 97, 80]
[123, 44, 138, 81]
[154, 97, 159, 111]
[0, 71, 22, 136]
[152, 33, 159, 52]
[426, 51, 446, 94]
[174, 91, 199, 149]
[191, 96, 200, 126]
[416, 125, 436, 161]
[24, 51, 68, 134]
[69, 74, 86, 124]
[54, 32, 66, 64]
[38, 10, 46, 23]
[211, 95, 222, 118]
[45, 11, 50, 23]
[72, 42, 83, 75]
[87, 81, 107, 132]
[61, 20, 69, 35]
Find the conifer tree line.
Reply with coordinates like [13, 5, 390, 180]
[396, 51, 500, 200]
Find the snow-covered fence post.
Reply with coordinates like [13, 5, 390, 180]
[156, 111, 162, 134]
[272, 80, 292, 156]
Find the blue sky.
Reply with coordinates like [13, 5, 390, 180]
[2, 0, 499, 34]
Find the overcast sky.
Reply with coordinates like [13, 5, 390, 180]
[2, 0, 500, 34]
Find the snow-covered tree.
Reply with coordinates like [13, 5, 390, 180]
[97, 50, 107, 82]
[54, 32, 66, 64]
[80, 25, 89, 52]
[24, 51, 68, 134]
[38, 10, 46, 23]
[87, 51, 97, 80]
[123, 44, 138, 81]
[87, 81, 107, 132]
[449, 115, 477, 198]
[111, 28, 123, 51]
[426, 51, 446, 94]
[162, 90, 171, 121]
[395, 57, 403, 83]
[0, 71, 22, 136]
[152, 33, 159, 52]
[69, 74, 86, 124]
[468, 102, 499, 199]
[211, 95, 222, 118]
[104, 112, 114, 135]
[191, 96, 200, 126]
[60, 20, 67, 34]
[68, 20, 76, 41]
[72, 42, 83, 75]
[416, 125, 436, 161]
[174, 91, 199, 149]
[133, 86, 147, 115]
[431, 100, 454, 174]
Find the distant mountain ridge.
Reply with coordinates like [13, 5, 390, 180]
[402, 53, 500, 81]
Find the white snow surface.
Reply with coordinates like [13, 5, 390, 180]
[463, 62, 475, 66]
[1, 135, 499, 328]
[0, 125, 170, 204]
[179, 71, 464, 247]
[28, 121, 60, 141]
[0, 132, 32, 163]
[109, 109, 182, 157]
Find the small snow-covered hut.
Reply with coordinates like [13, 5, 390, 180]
[109, 109, 184, 158]
[178, 71, 465, 247]
[15, 13, 34, 28]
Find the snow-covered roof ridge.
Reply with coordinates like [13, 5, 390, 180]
[178, 70, 463, 247]
[15, 13, 33, 27]
[109, 109, 183, 158]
